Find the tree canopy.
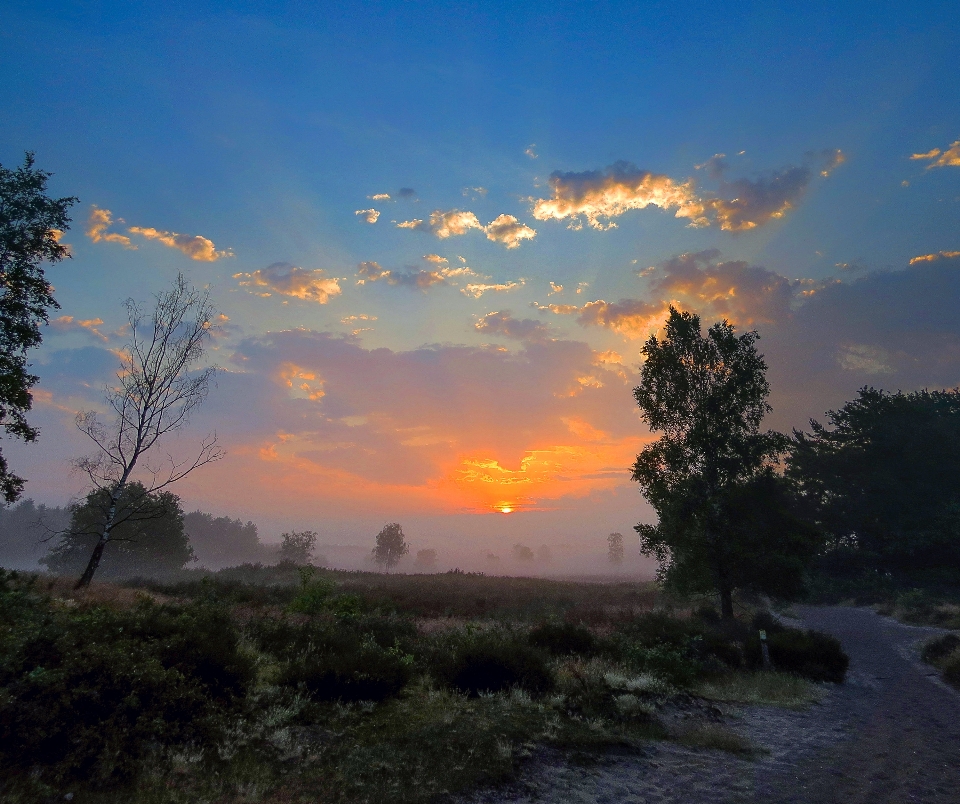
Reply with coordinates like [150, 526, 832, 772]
[0, 153, 77, 502]
[632, 307, 817, 617]
[788, 387, 960, 583]
[372, 523, 408, 571]
[43, 483, 193, 580]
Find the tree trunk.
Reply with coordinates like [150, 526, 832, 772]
[74, 487, 122, 589]
[719, 584, 734, 619]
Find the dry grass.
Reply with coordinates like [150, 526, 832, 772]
[673, 722, 755, 755]
[693, 670, 824, 709]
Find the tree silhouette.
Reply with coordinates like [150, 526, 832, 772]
[372, 522, 408, 571]
[0, 153, 77, 502]
[279, 530, 319, 564]
[607, 532, 625, 565]
[73, 274, 223, 588]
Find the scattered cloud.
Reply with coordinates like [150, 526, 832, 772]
[397, 209, 537, 248]
[356, 260, 454, 291]
[341, 314, 377, 323]
[397, 187, 417, 199]
[549, 282, 563, 295]
[49, 315, 110, 342]
[462, 186, 488, 197]
[910, 140, 960, 168]
[355, 208, 380, 224]
[909, 250, 960, 265]
[695, 153, 728, 179]
[475, 310, 552, 342]
[531, 161, 708, 230]
[462, 280, 525, 298]
[530, 151, 844, 233]
[483, 214, 537, 248]
[234, 262, 342, 303]
[525, 144, 538, 159]
[533, 299, 667, 339]
[128, 226, 233, 261]
[85, 207, 135, 248]
[369, 193, 391, 201]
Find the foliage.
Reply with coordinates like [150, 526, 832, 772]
[279, 530, 319, 564]
[42, 483, 193, 580]
[921, 633, 960, 665]
[430, 629, 554, 696]
[73, 274, 223, 588]
[789, 387, 960, 582]
[372, 522, 409, 571]
[631, 307, 812, 617]
[747, 613, 848, 682]
[607, 531, 625, 565]
[942, 651, 960, 688]
[183, 510, 266, 569]
[528, 620, 597, 656]
[0, 571, 252, 788]
[0, 153, 77, 502]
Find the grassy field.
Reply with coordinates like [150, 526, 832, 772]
[0, 565, 843, 803]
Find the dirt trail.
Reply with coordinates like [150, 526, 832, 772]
[463, 607, 960, 804]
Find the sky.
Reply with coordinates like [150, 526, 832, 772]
[1, 1, 959, 569]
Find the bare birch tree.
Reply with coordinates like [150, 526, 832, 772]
[72, 274, 224, 588]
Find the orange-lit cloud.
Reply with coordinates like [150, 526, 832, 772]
[533, 298, 667, 339]
[483, 214, 537, 248]
[128, 226, 233, 261]
[356, 258, 482, 291]
[49, 315, 110, 342]
[85, 207, 136, 248]
[397, 209, 537, 248]
[909, 250, 960, 265]
[462, 280, 525, 298]
[910, 140, 960, 168]
[475, 310, 552, 342]
[234, 262, 342, 303]
[355, 208, 380, 223]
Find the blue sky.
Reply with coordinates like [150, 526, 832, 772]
[2, 1, 959, 566]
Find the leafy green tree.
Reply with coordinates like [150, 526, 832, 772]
[788, 387, 960, 581]
[632, 307, 816, 618]
[279, 530, 318, 564]
[372, 522, 408, 571]
[0, 153, 77, 502]
[43, 482, 193, 579]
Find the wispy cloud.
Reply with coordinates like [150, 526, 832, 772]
[910, 140, 960, 168]
[475, 310, 551, 342]
[525, 144, 538, 159]
[128, 226, 233, 261]
[355, 208, 380, 224]
[234, 262, 342, 303]
[49, 315, 111, 342]
[85, 207, 135, 248]
[909, 250, 960, 265]
[462, 280, 525, 298]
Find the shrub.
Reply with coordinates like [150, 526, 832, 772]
[431, 630, 554, 697]
[942, 651, 960, 688]
[615, 611, 697, 650]
[528, 621, 597, 656]
[615, 641, 700, 686]
[748, 628, 848, 683]
[921, 632, 960, 666]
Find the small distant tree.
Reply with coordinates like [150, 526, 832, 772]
[415, 548, 437, 570]
[279, 530, 318, 564]
[512, 544, 534, 562]
[607, 532, 625, 565]
[372, 522, 408, 571]
[43, 483, 192, 579]
[72, 274, 223, 588]
[0, 153, 77, 502]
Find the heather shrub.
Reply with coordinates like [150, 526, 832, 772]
[942, 651, 960, 688]
[921, 632, 960, 665]
[431, 630, 554, 696]
[528, 621, 597, 656]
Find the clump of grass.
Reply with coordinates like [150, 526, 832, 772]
[673, 723, 754, 755]
[920, 632, 960, 689]
[693, 670, 823, 709]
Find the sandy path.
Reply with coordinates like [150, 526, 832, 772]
[462, 607, 960, 803]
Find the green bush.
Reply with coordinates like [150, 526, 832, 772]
[942, 651, 960, 688]
[614, 640, 700, 686]
[0, 579, 252, 787]
[431, 630, 554, 697]
[528, 621, 596, 656]
[921, 633, 960, 666]
[747, 628, 848, 683]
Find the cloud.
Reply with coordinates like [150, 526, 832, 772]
[48, 315, 110, 342]
[369, 193, 391, 201]
[461, 280, 525, 298]
[525, 144, 538, 159]
[483, 214, 537, 248]
[531, 151, 844, 232]
[909, 250, 960, 265]
[355, 208, 380, 224]
[704, 150, 845, 232]
[128, 226, 233, 261]
[355, 260, 448, 291]
[910, 140, 960, 168]
[85, 207, 135, 248]
[397, 187, 417, 199]
[234, 262, 342, 303]
[533, 299, 668, 339]
[531, 161, 708, 230]
[549, 282, 563, 295]
[695, 153, 728, 179]
[475, 310, 552, 342]
[341, 314, 377, 323]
